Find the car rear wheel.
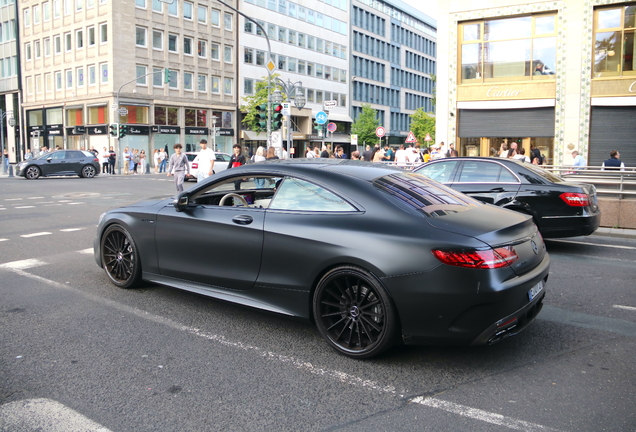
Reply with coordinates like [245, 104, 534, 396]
[25, 166, 41, 180]
[81, 165, 96, 178]
[313, 266, 398, 359]
[101, 225, 142, 288]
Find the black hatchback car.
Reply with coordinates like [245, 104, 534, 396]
[414, 157, 601, 238]
[15, 150, 101, 179]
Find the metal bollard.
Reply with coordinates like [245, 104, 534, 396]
[8, 164, 14, 177]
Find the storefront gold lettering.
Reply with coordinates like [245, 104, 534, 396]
[486, 87, 523, 98]
[629, 81, 636, 93]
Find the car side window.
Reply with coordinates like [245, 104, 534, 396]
[417, 161, 459, 182]
[48, 151, 66, 160]
[68, 151, 84, 159]
[269, 177, 356, 212]
[458, 162, 518, 183]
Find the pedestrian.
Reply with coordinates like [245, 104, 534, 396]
[305, 146, 316, 158]
[498, 142, 509, 158]
[266, 147, 279, 160]
[159, 148, 167, 173]
[132, 149, 140, 174]
[253, 146, 267, 188]
[100, 147, 109, 174]
[139, 150, 147, 174]
[194, 139, 215, 182]
[394, 144, 408, 166]
[25, 149, 33, 160]
[530, 144, 542, 165]
[2, 150, 8, 173]
[228, 144, 247, 190]
[123, 147, 131, 175]
[383, 145, 394, 162]
[108, 146, 116, 174]
[602, 150, 625, 171]
[514, 147, 530, 163]
[153, 149, 160, 174]
[372, 146, 383, 162]
[362, 145, 373, 162]
[571, 150, 586, 170]
[335, 145, 348, 159]
[166, 143, 190, 192]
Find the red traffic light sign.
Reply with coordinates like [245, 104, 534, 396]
[375, 126, 386, 138]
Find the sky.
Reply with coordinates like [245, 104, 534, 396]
[400, 0, 438, 20]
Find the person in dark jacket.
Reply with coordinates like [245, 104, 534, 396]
[602, 150, 625, 171]
[228, 144, 247, 190]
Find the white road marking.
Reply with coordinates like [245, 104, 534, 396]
[20, 232, 52, 238]
[27, 196, 45, 199]
[0, 398, 113, 432]
[60, 228, 85, 232]
[78, 248, 94, 254]
[43, 204, 63, 206]
[14, 206, 36, 209]
[0, 238, 8, 242]
[0, 258, 47, 269]
[67, 202, 84, 205]
[410, 397, 564, 432]
[546, 239, 636, 250]
[5, 198, 22, 201]
[3, 263, 564, 432]
[57, 200, 72, 202]
[613, 305, 636, 311]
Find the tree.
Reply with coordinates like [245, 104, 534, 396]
[351, 104, 380, 147]
[410, 108, 435, 146]
[241, 73, 284, 133]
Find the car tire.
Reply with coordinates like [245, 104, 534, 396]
[313, 265, 398, 359]
[25, 166, 41, 180]
[81, 165, 97, 178]
[100, 224, 142, 289]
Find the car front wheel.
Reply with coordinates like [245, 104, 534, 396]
[25, 166, 41, 180]
[313, 266, 398, 359]
[81, 165, 97, 178]
[101, 225, 142, 288]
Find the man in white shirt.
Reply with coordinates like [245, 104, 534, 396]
[394, 144, 408, 166]
[194, 139, 215, 182]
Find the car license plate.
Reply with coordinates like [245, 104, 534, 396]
[528, 280, 544, 301]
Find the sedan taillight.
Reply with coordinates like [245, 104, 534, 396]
[192, 163, 198, 169]
[432, 246, 519, 269]
[560, 192, 590, 207]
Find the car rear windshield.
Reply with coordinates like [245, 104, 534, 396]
[374, 172, 482, 217]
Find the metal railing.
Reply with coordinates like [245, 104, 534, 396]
[543, 165, 636, 199]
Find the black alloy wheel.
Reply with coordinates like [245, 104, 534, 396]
[25, 166, 41, 180]
[82, 165, 97, 178]
[101, 225, 142, 288]
[313, 266, 397, 359]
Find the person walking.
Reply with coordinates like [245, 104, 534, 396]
[194, 139, 215, 182]
[166, 143, 190, 192]
[571, 151, 586, 170]
[228, 144, 247, 190]
[153, 149, 160, 173]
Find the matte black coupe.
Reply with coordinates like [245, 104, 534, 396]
[16, 150, 101, 179]
[95, 159, 549, 358]
[414, 157, 601, 238]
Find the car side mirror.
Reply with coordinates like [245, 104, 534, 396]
[174, 194, 189, 212]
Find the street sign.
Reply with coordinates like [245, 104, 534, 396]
[266, 60, 277, 74]
[351, 134, 358, 145]
[315, 111, 328, 125]
[424, 133, 432, 141]
[375, 126, 386, 138]
[270, 131, 281, 146]
[327, 122, 337, 132]
[111, 104, 118, 110]
[282, 102, 291, 116]
[324, 100, 337, 109]
[118, 108, 129, 116]
[406, 131, 417, 143]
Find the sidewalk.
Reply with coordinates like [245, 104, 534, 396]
[592, 226, 636, 240]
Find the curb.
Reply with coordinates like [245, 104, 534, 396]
[592, 227, 636, 240]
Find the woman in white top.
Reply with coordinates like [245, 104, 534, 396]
[253, 146, 267, 189]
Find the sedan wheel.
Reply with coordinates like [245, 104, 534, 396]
[82, 165, 96, 178]
[313, 266, 397, 359]
[25, 166, 41, 180]
[101, 225, 142, 288]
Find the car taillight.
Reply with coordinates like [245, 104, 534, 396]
[432, 246, 518, 269]
[192, 163, 198, 169]
[560, 192, 590, 207]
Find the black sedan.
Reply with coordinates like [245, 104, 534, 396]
[414, 157, 601, 238]
[15, 150, 100, 179]
[94, 159, 549, 358]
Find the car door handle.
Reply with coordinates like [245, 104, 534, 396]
[489, 187, 505, 192]
[232, 215, 253, 225]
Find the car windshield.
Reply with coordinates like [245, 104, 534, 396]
[521, 163, 563, 183]
[374, 172, 482, 217]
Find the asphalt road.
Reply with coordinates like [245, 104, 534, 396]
[1, 173, 635, 432]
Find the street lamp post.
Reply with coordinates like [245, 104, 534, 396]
[271, 79, 305, 158]
[211, 115, 218, 152]
[1, 109, 15, 174]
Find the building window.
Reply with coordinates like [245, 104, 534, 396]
[197, 5, 206, 23]
[256, 50, 264, 66]
[184, 72, 193, 91]
[459, 13, 557, 83]
[53, 0, 61, 18]
[244, 78, 254, 94]
[55, 71, 62, 90]
[198, 40, 206, 57]
[44, 37, 51, 56]
[211, 76, 220, 93]
[155, 106, 179, 125]
[136, 65, 147, 85]
[153, 67, 163, 87]
[76, 29, 84, 49]
[153, 30, 163, 50]
[33, 5, 40, 24]
[43, 1, 51, 21]
[35, 40, 41, 59]
[135, 27, 146, 47]
[168, 0, 177, 16]
[36, 75, 43, 94]
[100, 62, 108, 83]
[224, 45, 232, 63]
[211, 43, 219, 60]
[77, 67, 84, 87]
[183, 1, 193, 20]
[66, 69, 73, 88]
[198, 74, 207, 92]
[168, 34, 178, 52]
[45, 73, 52, 93]
[168, 70, 178, 89]
[594, 5, 636, 77]
[75, 0, 83, 13]
[152, 0, 162, 12]
[23, 8, 30, 27]
[224, 77, 232, 95]
[184, 36, 193, 55]
[244, 47, 253, 64]
[53, 35, 61, 54]
[224, 12, 232, 31]
[100, 23, 107, 43]
[64, 0, 70, 15]
[87, 26, 95, 46]
[25, 42, 32, 61]
[211, 9, 219, 26]
[135, 0, 146, 8]
[88, 64, 96, 85]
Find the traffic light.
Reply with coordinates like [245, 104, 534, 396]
[119, 124, 129, 139]
[271, 104, 283, 130]
[255, 103, 268, 131]
[109, 124, 117, 137]
[164, 68, 170, 84]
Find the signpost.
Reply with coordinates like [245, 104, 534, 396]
[375, 126, 386, 148]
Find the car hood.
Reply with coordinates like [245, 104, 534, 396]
[123, 197, 173, 208]
[425, 204, 545, 276]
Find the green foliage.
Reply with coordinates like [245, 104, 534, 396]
[241, 74, 285, 133]
[351, 104, 380, 147]
[410, 108, 435, 146]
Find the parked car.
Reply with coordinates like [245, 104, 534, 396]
[184, 151, 231, 181]
[413, 157, 601, 238]
[15, 150, 100, 180]
[95, 159, 549, 359]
